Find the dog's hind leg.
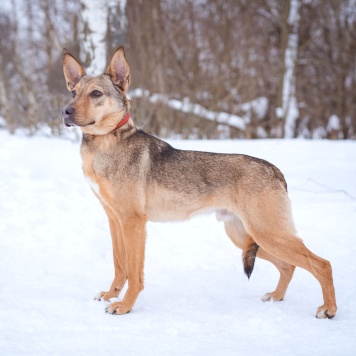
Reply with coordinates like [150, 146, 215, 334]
[253, 230, 336, 318]
[257, 249, 295, 302]
[95, 206, 127, 301]
[241, 191, 337, 319]
[220, 212, 295, 302]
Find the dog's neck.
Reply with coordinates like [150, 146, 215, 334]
[81, 114, 136, 148]
[113, 112, 130, 131]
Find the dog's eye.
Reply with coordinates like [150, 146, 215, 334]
[71, 90, 76, 98]
[91, 90, 103, 98]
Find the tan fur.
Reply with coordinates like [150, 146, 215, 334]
[62, 46, 337, 318]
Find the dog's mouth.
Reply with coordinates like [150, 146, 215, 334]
[63, 118, 95, 128]
[64, 120, 74, 127]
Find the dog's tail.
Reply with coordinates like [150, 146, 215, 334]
[242, 236, 259, 279]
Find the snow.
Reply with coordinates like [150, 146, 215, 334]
[0, 116, 6, 128]
[327, 115, 341, 131]
[130, 89, 269, 131]
[239, 96, 268, 120]
[0, 130, 356, 355]
[130, 89, 247, 130]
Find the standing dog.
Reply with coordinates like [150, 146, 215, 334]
[62, 46, 337, 318]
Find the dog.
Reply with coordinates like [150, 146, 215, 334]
[62, 46, 337, 318]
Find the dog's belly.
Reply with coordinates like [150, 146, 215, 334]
[145, 189, 221, 222]
[146, 206, 219, 222]
[146, 209, 189, 222]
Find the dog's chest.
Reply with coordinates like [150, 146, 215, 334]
[85, 174, 101, 196]
[81, 151, 112, 205]
[83, 158, 102, 197]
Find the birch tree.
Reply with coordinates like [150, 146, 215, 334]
[80, 0, 127, 75]
[80, 0, 109, 74]
[283, 0, 301, 138]
[275, 0, 301, 138]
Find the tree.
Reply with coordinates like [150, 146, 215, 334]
[280, 0, 301, 138]
[0, 0, 355, 139]
[80, 0, 109, 74]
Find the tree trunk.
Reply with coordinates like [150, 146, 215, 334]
[80, 0, 108, 74]
[276, 0, 301, 138]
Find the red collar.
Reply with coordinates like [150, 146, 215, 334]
[114, 112, 130, 130]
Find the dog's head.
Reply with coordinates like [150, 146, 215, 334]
[62, 47, 131, 135]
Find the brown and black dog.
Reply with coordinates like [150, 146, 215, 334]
[62, 46, 337, 318]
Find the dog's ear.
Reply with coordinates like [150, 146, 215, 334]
[63, 49, 86, 91]
[106, 46, 131, 92]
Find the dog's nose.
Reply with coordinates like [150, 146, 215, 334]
[62, 105, 74, 117]
[62, 106, 76, 127]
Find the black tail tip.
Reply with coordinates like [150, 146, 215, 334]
[244, 265, 254, 279]
[242, 241, 259, 280]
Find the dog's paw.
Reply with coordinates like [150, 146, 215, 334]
[94, 290, 119, 302]
[261, 292, 283, 302]
[316, 304, 337, 319]
[105, 301, 131, 315]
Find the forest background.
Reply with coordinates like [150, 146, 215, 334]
[0, 0, 355, 139]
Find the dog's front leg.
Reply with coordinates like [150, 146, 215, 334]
[106, 213, 147, 315]
[95, 207, 127, 301]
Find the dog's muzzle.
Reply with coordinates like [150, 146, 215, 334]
[61, 105, 75, 127]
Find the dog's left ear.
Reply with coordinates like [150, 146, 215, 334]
[106, 46, 131, 92]
[63, 49, 86, 91]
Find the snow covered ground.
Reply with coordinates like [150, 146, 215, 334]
[0, 130, 355, 355]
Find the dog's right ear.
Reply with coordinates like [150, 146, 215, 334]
[63, 49, 86, 91]
[106, 46, 131, 93]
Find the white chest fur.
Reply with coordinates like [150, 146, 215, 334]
[85, 176, 102, 200]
